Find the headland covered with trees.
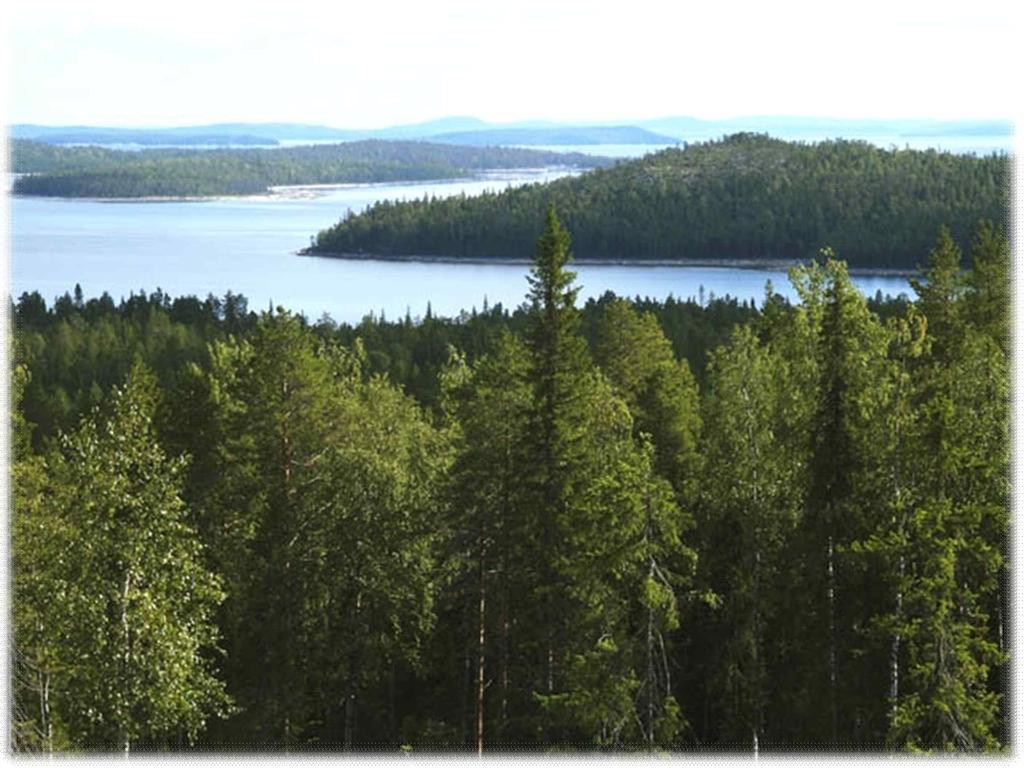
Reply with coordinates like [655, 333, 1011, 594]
[309, 134, 1008, 270]
[11, 208, 1009, 753]
[9, 139, 612, 198]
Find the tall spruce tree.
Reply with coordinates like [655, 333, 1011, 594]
[878, 231, 1008, 751]
[521, 206, 593, 723]
[782, 257, 891, 746]
[520, 209, 696, 749]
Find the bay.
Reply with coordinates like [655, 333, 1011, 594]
[9, 164, 911, 324]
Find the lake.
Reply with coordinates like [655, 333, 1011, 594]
[8, 168, 912, 324]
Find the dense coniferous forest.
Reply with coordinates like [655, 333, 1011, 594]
[11, 213, 1008, 753]
[310, 134, 1008, 270]
[9, 140, 612, 198]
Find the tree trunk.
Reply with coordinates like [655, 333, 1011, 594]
[646, 579, 655, 749]
[388, 664, 397, 748]
[344, 594, 361, 751]
[343, 691, 356, 751]
[546, 646, 554, 694]
[499, 589, 509, 742]
[38, 668, 51, 757]
[753, 547, 762, 756]
[280, 376, 296, 749]
[120, 568, 132, 756]
[476, 541, 487, 756]
[827, 535, 837, 746]
[747, 410, 763, 755]
[644, 493, 656, 749]
[889, 553, 904, 725]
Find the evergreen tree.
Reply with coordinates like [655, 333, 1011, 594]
[909, 227, 964, 364]
[962, 219, 1009, 355]
[593, 298, 702, 503]
[199, 310, 446, 748]
[782, 257, 892, 746]
[439, 333, 532, 750]
[878, 235, 1008, 751]
[521, 209, 696, 749]
[520, 206, 593, 722]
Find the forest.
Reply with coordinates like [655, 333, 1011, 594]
[10, 212, 1008, 753]
[310, 134, 1008, 270]
[9, 140, 611, 198]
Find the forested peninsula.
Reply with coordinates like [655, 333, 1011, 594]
[11, 212, 1009, 753]
[9, 139, 612, 198]
[309, 134, 1008, 270]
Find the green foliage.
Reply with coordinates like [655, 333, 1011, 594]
[196, 309, 449, 747]
[593, 298, 702, 502]
[692, 323, 808, 748]
[9, 217, 1007, 754]
[13, 364, 231, 751]
[962, 220, 1009, 355]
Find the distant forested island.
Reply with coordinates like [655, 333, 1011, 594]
[308, 133, 1008, 270]
[10, 140, 613, 198]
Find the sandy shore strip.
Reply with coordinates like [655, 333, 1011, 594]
[9, 168, 580, 203]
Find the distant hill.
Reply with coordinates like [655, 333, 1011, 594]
[636, 116, 1013, 144]
[12, 115, 1011, 152]
[9, 124, 281, 146]
[10, 139, 613, 198]
[9, 118, 504, 146]
[427, 126, 678, 146]
[308, 133, 1009, 270]
[10, 119, 671, 148]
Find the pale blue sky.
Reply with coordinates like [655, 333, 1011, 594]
[4, 0, 1020, 127]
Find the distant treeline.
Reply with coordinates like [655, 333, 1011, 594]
[10, 140, 613, 198]
[11, 282, 771, 440]
[310, 134, 1008, 269]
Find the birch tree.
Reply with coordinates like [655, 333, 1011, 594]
[44, 363, 230, 752]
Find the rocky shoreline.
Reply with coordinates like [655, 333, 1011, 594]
[298, 249, 916, 277]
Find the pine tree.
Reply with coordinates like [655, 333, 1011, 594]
[200, 310, 446, 748]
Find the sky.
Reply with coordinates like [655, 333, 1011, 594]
[3, 0, 1020, 128]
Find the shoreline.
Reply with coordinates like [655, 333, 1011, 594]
[7, 167, 585, 204]
[298, 250, 916, 277]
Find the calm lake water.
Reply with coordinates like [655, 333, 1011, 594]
[9, 166, 912, 324]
